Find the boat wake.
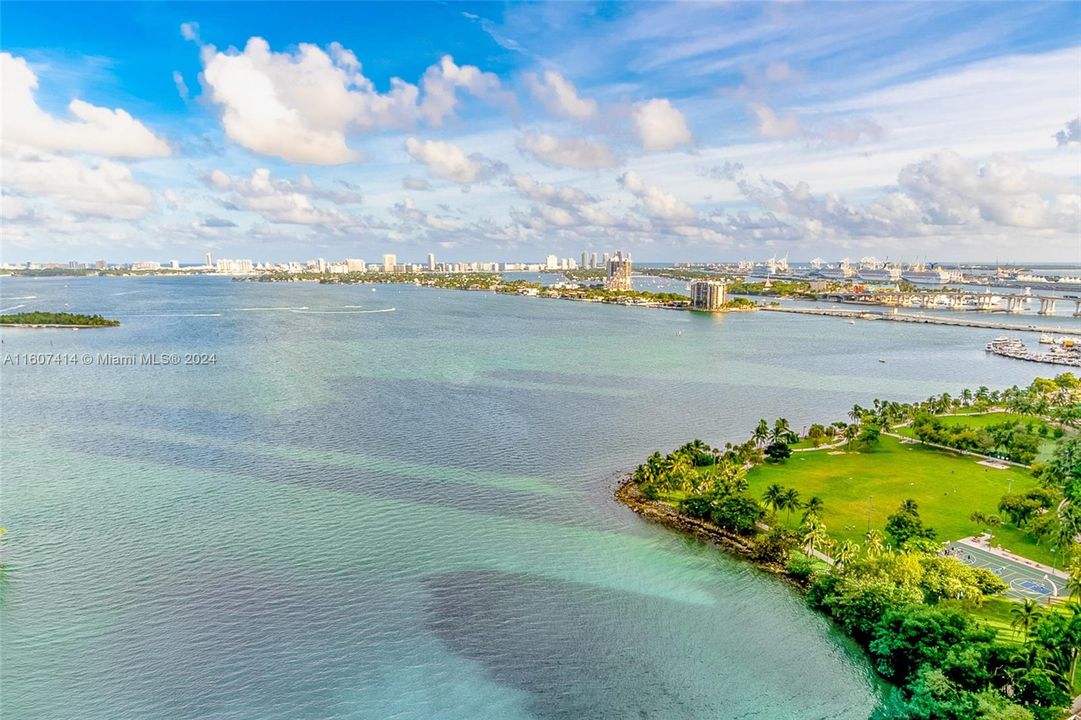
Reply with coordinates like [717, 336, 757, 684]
[114, 313, 223, 318]
[286, 308, 396, 314]
[236, 306, 310, 311]
[0, 304, 27, 313]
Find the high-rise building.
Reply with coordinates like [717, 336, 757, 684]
[690, 280, 727, 310]
[383, 254, 397, 272]
[590, 252, 598, 269]
[581, 252, 588, 269]
[427, 253, 436, 271]
[170, 259, 180, 270]
[95, 260, 107, 270]
[317, 258, 327, 273]
[205, 252, 213, 268]
[602, 252, 610, 266]
[544, 254, 558, 270]
[606, 251, 633, 291]
[346, 258, 366, 273]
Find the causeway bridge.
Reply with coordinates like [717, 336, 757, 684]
[822, 290, 1081, 316]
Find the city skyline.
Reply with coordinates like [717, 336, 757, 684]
[2, 2, 1080, 263]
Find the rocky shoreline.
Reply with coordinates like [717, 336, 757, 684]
[614, 478, 781, 571]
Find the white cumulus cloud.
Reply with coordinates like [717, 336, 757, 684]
[525, 70, 597, 120]
[1, 53, 170, 158]
[748, 102, 802, 139]
[632, 98, 692, 151]
[619, 170, 696, 222]
[198, 37, 505, 165]
[405, 137, 485, 183]
[516, 132, 617, 169]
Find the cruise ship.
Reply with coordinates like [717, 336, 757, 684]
[857, 257, 901, 283]
[902, 263, 951, 285]
[817, 258, 855, 280]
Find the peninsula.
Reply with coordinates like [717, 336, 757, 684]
[619, 374, 1081, 720]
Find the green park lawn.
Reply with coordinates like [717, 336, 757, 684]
[892, 411, 1065, 462]
[744, 435, 1055, 564]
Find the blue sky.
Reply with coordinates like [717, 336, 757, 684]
[2, 1, 1079, 264]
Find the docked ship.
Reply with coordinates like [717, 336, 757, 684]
[857, 257, 901, 283]
[902, 262, 951, 285]
[818, 258, 855, 280]
[750, 254, 789, 278]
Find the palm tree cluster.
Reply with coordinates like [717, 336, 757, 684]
[846, 374, 1080, 431]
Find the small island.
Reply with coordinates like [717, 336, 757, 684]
[619, 374, 1081, 720]
[0, 311, 120, 328]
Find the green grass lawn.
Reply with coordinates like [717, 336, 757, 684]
[744, 435, 1053, 563]
[892, 412, 1066, 462]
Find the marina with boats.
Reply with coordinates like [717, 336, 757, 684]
[985, 336, 1081, 367]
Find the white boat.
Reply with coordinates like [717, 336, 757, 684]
[1039, 334, 1054, 344]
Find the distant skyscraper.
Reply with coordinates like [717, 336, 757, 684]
[606, 251, 633, 291]
[317, 258, 327, 273]
[545, 254, 558, 270]
[602, 252, 610, 266]
[581, 252, 588, 269]
[205, 252, 213, 268]
[383, 254, 397, 272]
[590, 252, 598, 269]
[170, 259, 179, 269]
[428, 253, 436, 271]
[95, 259, 107, 270]
[346, 258, 366, 272]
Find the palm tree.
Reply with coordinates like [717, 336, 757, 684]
[863, 528, 884, 558]
[1067, 565, 1081, 603]
[782, 488, 801, 523]
[800, 515, 828, 555]
[1010, 599, 1041, 643]
[834, 540, 858, 571]
[715, 459, 748, 496]
[763, 484, 785, 514]
[752, 419, 770, 448]
[848, 404, 865, 424]
[769, 418, 796, 446]
[802, 495, 825, 520]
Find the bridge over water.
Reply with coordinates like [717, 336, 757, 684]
[822, 290, 1081, 316]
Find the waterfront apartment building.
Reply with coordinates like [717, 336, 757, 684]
[346, 258, 366, 273]
[606, 251, 633, 291]
[545, 254, 558, 270]
[216, 258, 254, 274]
[427, 253, 436, 271]
[382, 254, 397, 272]
[690, 280, 727, 310]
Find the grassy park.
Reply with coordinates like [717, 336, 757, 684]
[744, 435, 1059, 565]
[892, 411, 1067, 462]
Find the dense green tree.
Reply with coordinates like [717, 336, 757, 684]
[885, 500, 936, 547]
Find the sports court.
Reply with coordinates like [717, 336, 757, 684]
[945, 538, 1067, 602]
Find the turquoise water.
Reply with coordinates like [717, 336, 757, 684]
[0, 276, 1049, 720]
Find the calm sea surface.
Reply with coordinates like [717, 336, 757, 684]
[0, 276, 1052, 720]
